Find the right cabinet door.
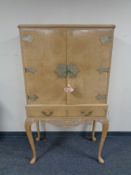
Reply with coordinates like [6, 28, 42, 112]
[67, 28, 114, 104]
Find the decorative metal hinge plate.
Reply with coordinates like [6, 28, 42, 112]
[97, 67, 110, 73]
[22, 35, 33, 43]
[55, 64, 79, 78]
[27, 95, 38, 102]
[67, 64, 80, 78]
[25, 67, 37, 74]
[55, 64, 67, 77]
[100, 36, 112, 44]
[96, 94, 106, 101]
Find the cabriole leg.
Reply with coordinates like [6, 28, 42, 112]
[36, 121, 40, 141]
[25, 118, 36, 164]
[92, 120, 96, 141]
[98, 119, 109, 164]
[43, 123, 46, 142]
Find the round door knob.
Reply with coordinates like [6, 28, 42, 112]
[64, 84, 74, 93]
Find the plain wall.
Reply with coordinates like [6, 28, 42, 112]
[0, 0, 131, 131]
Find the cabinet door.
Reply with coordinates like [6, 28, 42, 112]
[20, 28, 67, 104]
[67, 28, 114, 104]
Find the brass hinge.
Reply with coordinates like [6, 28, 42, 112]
[25, 67, 37, 74]
[97, 67, 110, 73]
[96, 94, 106, 101]
[55, 64, 67, 77]
[100, 36, 112, 44]
[27, 95, 38, 102]
[22, 35, 33, 43]
[67, 64, 80, 78]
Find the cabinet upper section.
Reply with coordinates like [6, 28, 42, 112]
[19, 25, 115, 105]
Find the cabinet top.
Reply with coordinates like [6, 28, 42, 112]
[18, 24, 115, 29]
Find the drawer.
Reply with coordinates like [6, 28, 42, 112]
[26, 105, 107, 118]
[26, 105, 66, 118]
[67, 106, 107, 117]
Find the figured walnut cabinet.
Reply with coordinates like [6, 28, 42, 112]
[18, 24, 115, 164]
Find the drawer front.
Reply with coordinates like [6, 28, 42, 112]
[26, 105, 107, 118]
[67, 106, 107, 117]
[26, 106, 66, 118]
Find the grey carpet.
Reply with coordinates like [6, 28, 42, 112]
[0, 133, 131, 175]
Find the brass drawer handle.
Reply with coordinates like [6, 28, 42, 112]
[80, 111, 93, 117]
[41, 111, 54, 116]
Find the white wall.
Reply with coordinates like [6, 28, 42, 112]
[0, 0, 131, 131]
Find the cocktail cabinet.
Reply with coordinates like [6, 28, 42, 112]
[18, 24, 115, 164]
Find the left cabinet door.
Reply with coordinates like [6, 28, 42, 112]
[20, 28, 67, 104]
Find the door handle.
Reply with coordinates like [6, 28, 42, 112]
[64, 84, 74, 93]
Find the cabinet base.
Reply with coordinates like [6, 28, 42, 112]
[24, 117, 109, 164]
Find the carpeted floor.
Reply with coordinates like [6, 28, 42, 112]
[0, 133, 131, 175]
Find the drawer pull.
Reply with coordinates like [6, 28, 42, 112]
[41, 111, 54, 116]
[80, 111, 93, 117]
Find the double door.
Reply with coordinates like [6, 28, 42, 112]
[20, 27, 113, 105]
